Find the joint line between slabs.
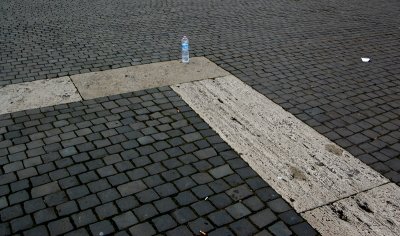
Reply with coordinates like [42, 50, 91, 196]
[299, 181, 391, 214]
[68, 76, 84, 101]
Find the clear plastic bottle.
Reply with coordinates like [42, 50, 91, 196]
[181, 36, 189, 63]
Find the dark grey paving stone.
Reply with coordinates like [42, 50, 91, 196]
[134, 204, 158, 221]
[175, 191, 197, 206]
[66, 185, 90, 200]
[268, 221, 293, 236]
[113, 211, 138, 230]
[267, 198, 292, 213]
[191, 201, 216, 216]
[0, 204, 23, 221]
[208, 179, 230, 193]
[188, 218, 214, 235]
[23, 198, 46, 214]
[152, 214, 177, 232]
[65, 228, 90, 236]
[249, 209, 278, 228]
[89, 220, 115, 236]
[208, 227, 235, 236]
[77, 194, 101, 210]
[229, 218, 258, 236]
[23, 225, 49, 236]
[243, 196, 264, 211]
[10, 215, 33, 233]
[48, 217, 74, 235]
[225, 184, 253, 201]
[154, 197, 177, 214]
[209, 193, 233, 209]
[95, 202, 119, 220]
[98, 188, 121, 203]
[278, 210, 303, 226]
[291, 222, 319, 236]
[33, 208, 57, 224]
[31, 181, 60, 198]
[192, 184, 214, 199]
[71, 209, 97, 227]
[254, 230, 273, 236]
[129, 222, 156, 236]
[166, 225, 193, 236]
[226, 202, 251, 219]
[116, 196, 139, 212]
[171, 207, 197, 224]
[117, 180, 147, 196]
[208, 210, 234, 226]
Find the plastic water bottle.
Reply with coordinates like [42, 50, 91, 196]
[181, 36, 189, 63]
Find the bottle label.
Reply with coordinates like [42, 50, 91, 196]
[182, 43, 189, 50]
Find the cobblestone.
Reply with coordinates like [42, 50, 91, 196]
[208, 210, 234, 226]
[250, 209, 278, 228]
[188, 218, 215, 235]
[95, 202, 118, 220]
[113, 211, 138, 230]
[129, 222, 156, 236]
[209, 164, 234, 179]
[230, 218, 258, 235]
[0, 87, 314, 235]
[226, 202, 252, 219]
[23, 225, 49, 236]
[89, 220, 115, 235]
[10, 215, 33, 233]
[33, 208, 57, 224]
[172, 207, 197, 224]
[268, 221, 293, 236]
[48, 217, 74, 235]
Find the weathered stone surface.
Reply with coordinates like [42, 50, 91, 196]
[117, 180, 147, 197]
[302, 183, 400, 236]
[0, 77, 81, 115]
[71, 57, 229, 99]
[172, 76, 388, 213]
[31, 181, 61, 198]
[209, 164, 234, 179]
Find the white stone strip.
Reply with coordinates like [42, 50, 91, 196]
[0, 77, 82, 115]
[71, 57, 229, 100]
[172, 75, 389, 213]
[302, 183, 400, 236]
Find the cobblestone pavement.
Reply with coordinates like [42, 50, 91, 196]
[0, 87, 318, 235]
[1, 0, 399, 183]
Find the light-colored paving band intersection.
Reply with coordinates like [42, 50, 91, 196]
[0, 57, 399, 235]
[0, 57, 228, 115]
[70, 57, 229, 100]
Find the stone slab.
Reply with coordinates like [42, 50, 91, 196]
[302, 183, 400, 236]
[70, 57, 229, 100]
[0, 77, 82, 115]
[172, 75, 388, 213]
[31, 181, 61, 198]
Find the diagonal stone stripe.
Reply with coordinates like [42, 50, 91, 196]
[0, 77, 82, 115]
[172, 75, 389, 213]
